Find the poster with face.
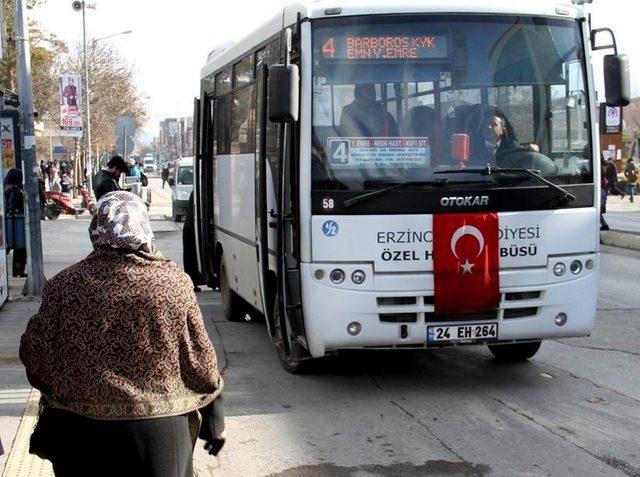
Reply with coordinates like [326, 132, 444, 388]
[59, 74, 83, 137]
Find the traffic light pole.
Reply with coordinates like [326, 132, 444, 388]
[15, 0, 45, 296]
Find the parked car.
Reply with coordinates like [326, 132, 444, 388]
[170, 157, 193, 222]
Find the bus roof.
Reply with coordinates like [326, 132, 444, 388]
[201, 0, 584, 79]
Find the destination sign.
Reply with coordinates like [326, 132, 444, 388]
[316, 25, 448, 61]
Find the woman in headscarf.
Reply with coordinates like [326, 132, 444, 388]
[20, 191, 225, 477]
[4, 168, 26, 276]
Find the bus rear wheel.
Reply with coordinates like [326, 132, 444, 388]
[272, 295, 308, 374]
[488, 341, 541, 362]
[219, 256, 245, 322]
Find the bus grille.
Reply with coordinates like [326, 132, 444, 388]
[376, 290, 542, 323]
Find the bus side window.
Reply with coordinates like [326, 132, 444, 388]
[231, 54, 256, 155]
[215, 95, 231, 155]
[231, 85, 256, 154]
[215, 69, 232, 155]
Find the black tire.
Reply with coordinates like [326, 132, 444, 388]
[272, 294, 309, 374]
[488, 341, 541, 362]
[45, 204, 60, 220]
[219, 256, 246, 322]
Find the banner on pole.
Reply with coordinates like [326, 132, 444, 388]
[59, 73, 83, 138]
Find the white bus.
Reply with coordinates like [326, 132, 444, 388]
[193, 1, 629, 372]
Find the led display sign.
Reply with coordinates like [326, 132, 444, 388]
[317, 26, 448, 61]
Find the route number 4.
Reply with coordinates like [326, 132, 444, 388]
[329, 139, 349, 164]
[322, 38, 336, 58]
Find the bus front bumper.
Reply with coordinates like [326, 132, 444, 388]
[300, 256, 598, 358]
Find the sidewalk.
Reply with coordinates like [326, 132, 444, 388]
[0, 271, 50, 476]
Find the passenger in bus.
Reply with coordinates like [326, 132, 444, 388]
[339, 84, 398, 138]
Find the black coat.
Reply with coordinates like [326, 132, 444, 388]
[183, 192, 203, 286]
[93, 169, 121, 201]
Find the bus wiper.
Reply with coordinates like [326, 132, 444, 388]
[343, 179, 449, 208]
[434, 166, 576, 204]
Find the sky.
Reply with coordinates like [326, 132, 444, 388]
[31, 0, 640, 145]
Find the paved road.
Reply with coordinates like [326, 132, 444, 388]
[28, 221, 640, 476]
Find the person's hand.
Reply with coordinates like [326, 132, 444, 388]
[203, 430, 226, 455]
[199, 396, 226, 456]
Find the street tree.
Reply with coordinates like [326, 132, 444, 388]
[66, 40, 147, 175]
[0, 0, 66, 122]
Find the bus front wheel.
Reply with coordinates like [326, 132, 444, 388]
[487, 341, 541, 362]
[219, 256, 245, 322]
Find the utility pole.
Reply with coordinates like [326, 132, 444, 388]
[81, 1, 94, 195]
[15, 0, 45, 295]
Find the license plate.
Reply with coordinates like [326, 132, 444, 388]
[427, 323, 498, 345]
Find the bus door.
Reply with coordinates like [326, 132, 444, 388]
[195, 94, 219, 287]
[255, 61, 273, 336]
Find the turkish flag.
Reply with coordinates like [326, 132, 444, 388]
[433, 213, 500, 315]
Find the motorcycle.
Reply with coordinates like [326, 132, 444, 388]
[44, 189, 89, 220]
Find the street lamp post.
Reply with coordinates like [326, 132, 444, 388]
[73, 1, 95, 193]
[74, 0, 131, 195]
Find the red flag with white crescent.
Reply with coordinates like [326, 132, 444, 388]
[433, 213, 500, 315]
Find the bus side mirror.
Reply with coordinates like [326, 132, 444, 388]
[168, 178, 175, 187]
[591, 28, 631, 107]
[268, 64, 299, 123]
[603, 54, 630, 107]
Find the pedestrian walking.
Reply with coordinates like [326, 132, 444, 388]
[50, 161, 59, 189]
[46, 161, 54, 189]
[128, 159, 142, 182]
[624, 158, 638, 203]
[93, 155, 128, 200]
[161, 164, 170, 189]
[604, 158, 619, 195]
[20, 191, 225, 477]
[4, 169, 27, 277]
[183, 191, 203, 292]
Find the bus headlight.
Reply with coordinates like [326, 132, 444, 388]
[351, 270, 366, 284]
[570, 260, 582, 274]
[585, 259, 594, 270]
[553, 263, 566, 276]
[330, 269, 345, 284]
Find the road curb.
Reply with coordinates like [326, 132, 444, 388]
[600, 230, 640, 251]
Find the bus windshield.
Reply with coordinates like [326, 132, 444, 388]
[311, 15, 591, 193]
[178, 166, 194, 185]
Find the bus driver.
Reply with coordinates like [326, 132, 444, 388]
[473, 110, 519, 165]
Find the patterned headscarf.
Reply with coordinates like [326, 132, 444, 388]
[89, 191, 154, 252]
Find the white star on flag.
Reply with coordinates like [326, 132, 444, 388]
[460, 259, 475, 274]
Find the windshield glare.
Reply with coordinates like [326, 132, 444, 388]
[312, 15, 591, 192]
